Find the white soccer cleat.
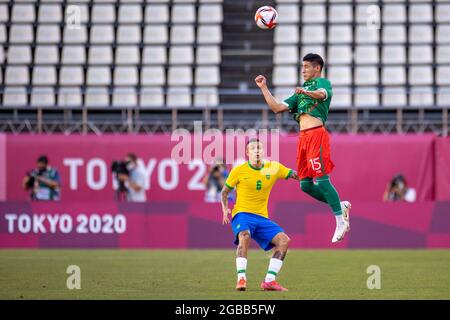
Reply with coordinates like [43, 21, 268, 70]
[331, 201, 351, 243]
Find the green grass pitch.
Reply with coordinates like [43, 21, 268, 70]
[0, 249, 449, 299]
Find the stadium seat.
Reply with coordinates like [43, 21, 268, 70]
[273, 87, 293, 103]
[144, 26, 169, 44]
[195, 66, 220, 86]
[90, 25, 115, 44]
[140, 87, 165, 108]
[355, 87, 379, 107]
[10, 25, 34, 44]
[0, 4, 8, 22]
[437, 87, 450, 106]
[35, 45, 59, 64]
[31, 87, 55, 107]
[329, 5, 352, 23]
[382, 67, 406, 85]
[437, 66, 450, 85]
[118, 4, 142, 23]
[355, 46, 379, 64]
[198, 4, 223, 23]
[355, 4, 376, 23]
[172, 5, 196, 24]
[197, 26, 222, 44]
[7, 45, 32, 64]
[332, 87, 352, 108]
[114, 67, 138, 86]
[410, 4, 432, 23]
[301, 45, 325, 60]
[273, 66, 298, 86]
[168, 66, 192, 86]
[62, 45, 86, 64]
[143, 46, 167, 65]
[327, 46, 352, 64]
[58, 87, 82, 107]
[383, 4, 406, 23]
[63, 26, 87, 44]
[409, 45, 432, 64]
[87, 67, 111, 86]
[169, 46, 194, 65]
[170, 25, 195, 44]
[436, 4, 450, 23]
[302, 25, 325, 44]
[117, 26, 141, 44]
[409, 26, 433, 44]
[437, 26, 450, 44]
[194, 87, 219, 107]
[274, 25, 299, 44]
[355, 67, 378, 86]
[91, 4, 115, 23]
[302, 5, 325, 23]
[0, 46, 4, 65]
[409, 87, 433, 107]
[85, 87, 110, 107]
[276, 5, 299, 24]
[12, 4, 35, 22]
[167, 87, 191, 107]
[36, 25, 61, 44]
[59, 67, 84, 85]
[116, 46, 140, 65]
[3, 87, 28, 106]
[327, 66, 352, 85]
[274, 46, 299, 65]
[409, 66, 433, 85]
[141, 67, 166, 86]
[113, 87, 137, 107]
[39, 4, 62, 23]
[436, 46, 450, 63]
[5, 66, 29, 85]
[196, 46, 221, 65]
[382, 46, 406, 64]
[356, 26, 379, 44]
[89, 46, 113, 65]
[382, 87, 407, 107]
[328, 25, 352, 44]
[145, 5, 169, 23]
[0, 25, 5, 43]
[383, 26, 406, 44]
[32, 66, 57, 85]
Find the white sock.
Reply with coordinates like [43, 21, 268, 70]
[236, 257, 247, 280]
[335, 214, 345, 225]
[265, 258, 283, 282]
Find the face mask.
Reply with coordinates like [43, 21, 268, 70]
[126, 162, 135, 171]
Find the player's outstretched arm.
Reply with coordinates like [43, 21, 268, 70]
[295, 87, 327, 101]
[255, 75, 289, 114]
[221, 186, 232, 224]
[288, 170, 300, 180]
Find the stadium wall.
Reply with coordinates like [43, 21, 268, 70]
[0, 201, 449, 249]
[2, 133, 443, 202]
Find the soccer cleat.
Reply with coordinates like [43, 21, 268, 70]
[236, 278, 247, 291]
[260, 281, 288, 291]
[331, 201, 351, 243]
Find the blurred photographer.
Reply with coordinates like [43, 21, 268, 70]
[203, 159, 233, 203]
[383, 174, 416, 203]
[23, 155, 61, 201]
[112, 153, 146, 202]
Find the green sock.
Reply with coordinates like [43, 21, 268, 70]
[316, 175, 342, 216]
[300, 178, 327, 203]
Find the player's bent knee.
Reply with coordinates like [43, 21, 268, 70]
[238, 231, 251, 242]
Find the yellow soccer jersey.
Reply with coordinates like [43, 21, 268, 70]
[224, 161, 292, 218]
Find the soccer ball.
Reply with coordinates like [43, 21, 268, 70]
[254, 6, 278, 30]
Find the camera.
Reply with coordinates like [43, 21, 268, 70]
[25, 169, 44, 189]
[111, 160, 129, 176]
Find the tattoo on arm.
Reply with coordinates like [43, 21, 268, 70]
[289, 171, 299, 180]
[221, 186, 230, 209]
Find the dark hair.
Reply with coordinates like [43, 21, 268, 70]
[246, 138, 261, 147]
[303, 53, 325, 71]
[127, 153, 138, 162]
[37, 155, 48, 164]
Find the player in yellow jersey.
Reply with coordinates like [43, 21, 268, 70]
[221, 138, 299, 291]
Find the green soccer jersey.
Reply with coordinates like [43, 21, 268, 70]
[282, 77, 333, 124]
